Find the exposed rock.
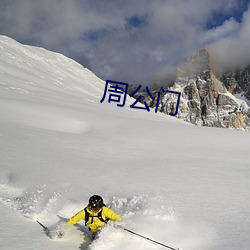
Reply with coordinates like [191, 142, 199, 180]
[217, 66, 250, 100]
[148, 49, 250, 130]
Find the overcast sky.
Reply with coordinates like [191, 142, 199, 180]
[0, 0, 249, 85]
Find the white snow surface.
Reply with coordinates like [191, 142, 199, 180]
[0, 36, 250, 250]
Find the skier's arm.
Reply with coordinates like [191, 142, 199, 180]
[67, 209, 85, 225]
[104, 207, 122, 222]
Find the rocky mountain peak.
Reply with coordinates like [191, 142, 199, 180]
[147, 49, 250, 130]
[177, 48, 210, 78]
[217, 66, 250, 101]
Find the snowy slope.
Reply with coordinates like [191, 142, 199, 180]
[0, 36, 250, 250]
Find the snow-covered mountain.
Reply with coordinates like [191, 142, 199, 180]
[173, 49, 250, 129]
[217, 65, 250, 101]
[137, 49, 250, 130]
[0, 36, 250, 250]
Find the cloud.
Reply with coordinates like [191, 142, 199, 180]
[0, 0, 249, 85]
[200, 18, 240, 45]
[209, 4, 250, 69]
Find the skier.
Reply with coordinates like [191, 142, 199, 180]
[66, 194, 121, 239]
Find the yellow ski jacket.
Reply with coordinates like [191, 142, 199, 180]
[67, 206, 121, 233]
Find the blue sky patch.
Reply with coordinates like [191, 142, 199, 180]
[126, 15, 148, 28]
[206, 0, 249, 29]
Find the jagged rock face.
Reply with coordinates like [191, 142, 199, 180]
[217, 66, 250, 100]
[153, 49, 250, 130]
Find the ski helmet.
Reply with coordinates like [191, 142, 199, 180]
[89, 195, 104, 210]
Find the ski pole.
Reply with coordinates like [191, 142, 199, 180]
[37, 220, 48, 231]
[122, 227, 180, 250]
